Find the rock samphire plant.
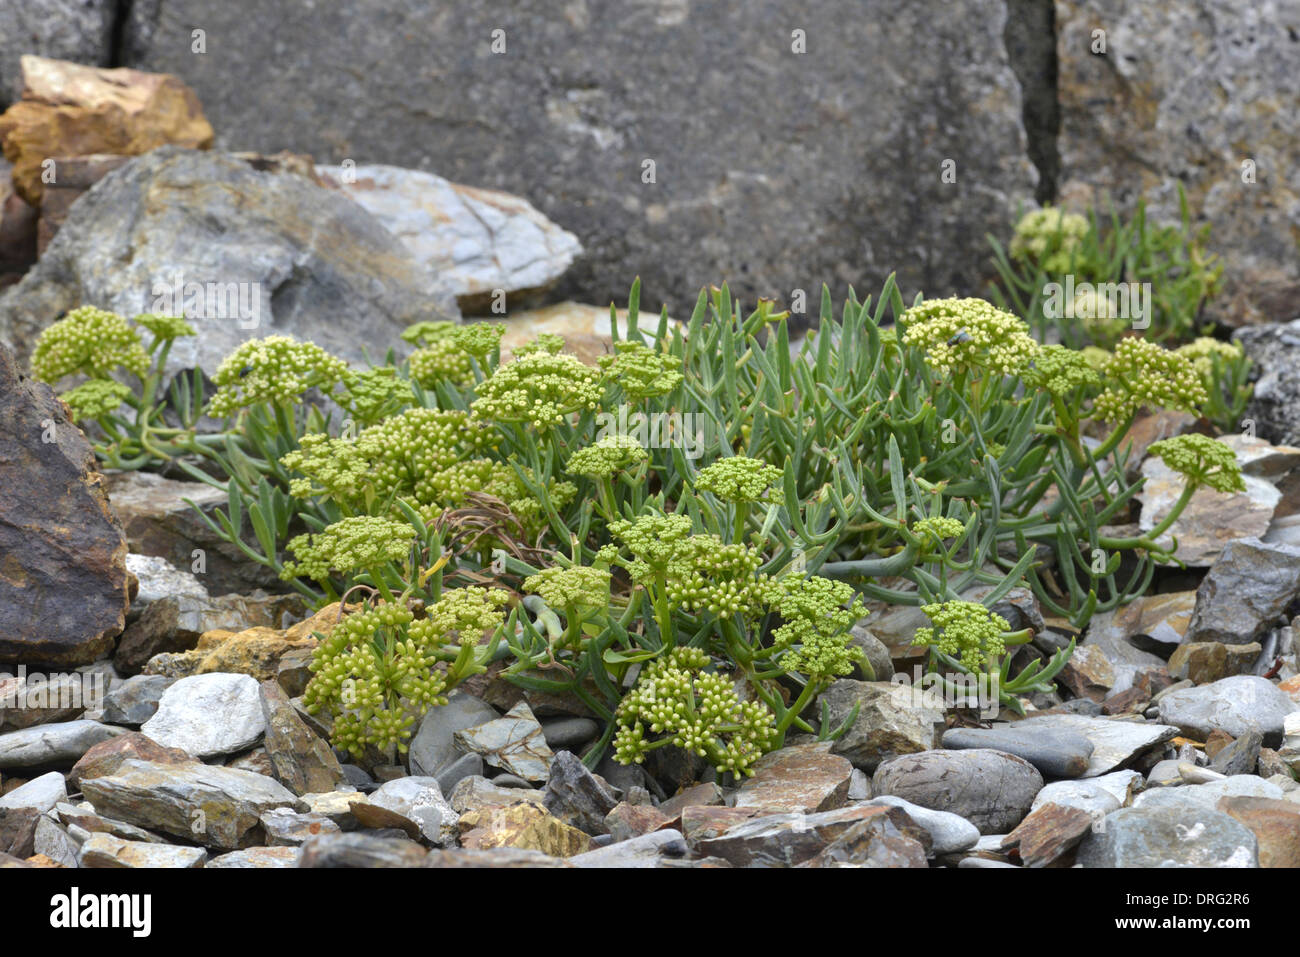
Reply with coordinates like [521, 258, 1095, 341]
[987, 193, 1251, 433]
[34, 271, 1245, 772]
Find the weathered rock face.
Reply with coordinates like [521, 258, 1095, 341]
[79, 757, 299, 849]
[1237, 320, 1300, 448]
[0, 157, 37, 277]
[1184, 538, 1300, 645]
[318, 164, 582, 312]
[121, 0, 1036, 318]
[1056, 0, 1300, 328]
[106, 470, 278, 596]
[0, 146, 459, 372]
[0, 342, 129, 666]
[0, 4, 116, 107]
[0, 56, 213, 205]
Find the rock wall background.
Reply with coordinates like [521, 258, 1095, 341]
[2, 0, 1297, 323]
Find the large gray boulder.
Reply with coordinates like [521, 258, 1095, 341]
[121, 0, 1036, 317]
[0, 146, 459, 372]
[1057, 0, 1300, 328]
[318, 164, 583, 312]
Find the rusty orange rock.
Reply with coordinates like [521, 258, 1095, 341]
[0, 55, 213, 205]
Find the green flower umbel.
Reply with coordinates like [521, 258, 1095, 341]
[31, 306, 150, 383]
[59, 378, 133, 422]
[1023, 344, 1101, 398]
[598, 341, 684, 399]
[911, 600, 1011, 672]
[1147, 434, 1245, 494]
[566, 435, 649, 478]
[613, 647, 775, 777]
[694, 456, 783, 504]
[523, 565, 611, 613]
[471, 352, 602, 429]
[281, 516, 416, 585]
[1009, 207, 1089, 274]
[207, 336, 349, 416]
[902, 298, 1038, 377]
[763, 575, 865, 683]
[1092, 338, 1208, 423]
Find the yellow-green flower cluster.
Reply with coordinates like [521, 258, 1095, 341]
[409, 339, 475, 388]
[472, 352, 602, 429]
[456, 322, 505, 358]
[408, 324, 505, 389]
[208, 336, 349, 417]
[1092, 337, 1208, 422]
[133, 313, 196, 342]
[31, 306, 150, 383]
[303, 602, 449, 755]
[608, 511, 696, 582]
[763, 575, 865, 681]
[1009, 207, 1090, 273]
[1023, 344, 1101, 397]
[912, 600, 1010, 672]
[566, 435, 648, 478]
[694, 456, 784, 504]
[598, 341, 684, 399]
[340, 367, 414, 425]
[1147, 434, 1245, 494]
[524, 565, 611, 611]
[422, 586, 510, 645]
[400, 320, 458, 347]
[1176, 337, 1244, 379]
[281, 432, 375, 502]
[902, 298, 1038, 376]
[281, 516, 416, 582]
[911, 516, 966, 542]
[613, 647, 775, 777]
[514, 333, 565, 356]
[60, 378, 132, 422]
[664, 538, 767, 616]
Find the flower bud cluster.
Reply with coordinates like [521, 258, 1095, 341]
[902, 298, 1038, 377]
[598, 341, 683, 399]
[523, 565, 611, 611]
[208, 336, 350, 416]
[31, 306, 150, 383]
[133, 313, 197, 343]
[763, 575, 865, 681]
[1023, 344, 1100, 398]
[303, 602, 448, 756]
[341, 367, 415, 424]
[471, 352, 602, 429]
[911, 600, 1010, 672]
[1009, 207, 1090, 273]
[281, 516, 416, 582]
[612, 647, 775, 777]
[1092, 337, 1208, 422]
[694, 456, 783, 504]
[1147, 433, 1245, 494]
[566, 435, 649, 478]
[60, 378, 132, 422]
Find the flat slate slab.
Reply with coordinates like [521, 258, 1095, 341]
[1010, 714, 1180, 777]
